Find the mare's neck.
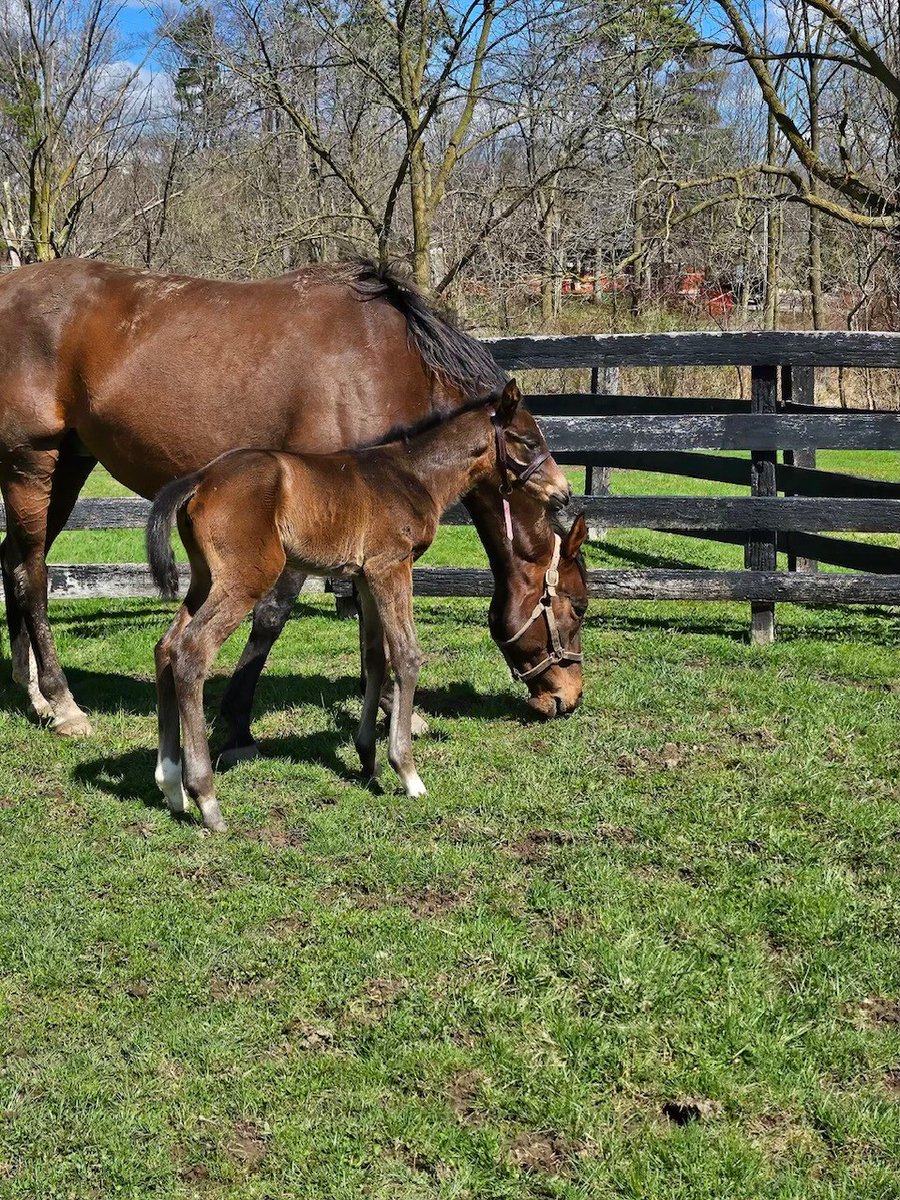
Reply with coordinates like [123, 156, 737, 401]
[463, 481, 554, 587]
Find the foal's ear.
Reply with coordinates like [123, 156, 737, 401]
[496, 378, 521, 425]
[561, 512, 587, 559]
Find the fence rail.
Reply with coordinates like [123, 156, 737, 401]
[4, 329, 900, 642]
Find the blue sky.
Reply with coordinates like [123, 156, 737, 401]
[117, 0, 164, 68]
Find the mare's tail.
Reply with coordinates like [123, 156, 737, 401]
[146, 473, 202, 599]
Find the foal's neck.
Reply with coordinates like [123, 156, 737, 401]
[387, 408, 492, 512]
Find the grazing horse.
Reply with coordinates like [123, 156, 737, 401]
[0, 257, 587, 747]
[147, 381, 583, 831]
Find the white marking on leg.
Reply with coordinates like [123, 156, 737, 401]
[14, 642, 54, 721]
[199, 798, 227, 833]
[402, 770, 427, 798]
[155, 756, 189, 814]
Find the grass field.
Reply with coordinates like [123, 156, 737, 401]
[2, 457, 900, 1198]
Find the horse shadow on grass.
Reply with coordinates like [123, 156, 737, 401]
[67, 665, 525, 816]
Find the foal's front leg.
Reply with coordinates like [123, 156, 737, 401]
[367, 563, 425, 798]
[354, 578, 386, 780]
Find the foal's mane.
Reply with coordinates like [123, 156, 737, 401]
[353, 391, 500, 452]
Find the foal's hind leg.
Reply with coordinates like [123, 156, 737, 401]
[1, 448, 92, 736]
[218, 565, 306, 768]
[171, 586, 263, 832]
[366, 563, 425, 798]
[154, 602, 193, 814]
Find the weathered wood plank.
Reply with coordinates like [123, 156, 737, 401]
[35, 562, 900, 606]
[527, 393, 750, 416]
[583, 570, 900, 603]
[555, 497, 900, 532]
[585, 365, 617, 541]
[781, 533, 900, 574]
[783, 365, 818, 572]
[11, 491, 895, 536]
[333, 567, 900, 604]
[44, 564, 326, 600]
[0, 497, 152, 532]
[486, 330, 900, 370]
[541, 413, 900, 453]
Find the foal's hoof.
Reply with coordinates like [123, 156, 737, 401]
[410, 712, 429, 738]
[28, 696, 55, 723]
[199, 799, 228, 833]
[52, 712, 94, 738]
[217, 742, 260, 770]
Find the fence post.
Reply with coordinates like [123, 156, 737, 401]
[585, 365, 618, 541]
[782, 364, 818, 572]
[746, 363, 778, 644]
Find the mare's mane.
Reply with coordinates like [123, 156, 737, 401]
[296, 257, 506, 401]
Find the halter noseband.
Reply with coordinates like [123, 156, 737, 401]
[498, 534, 584, 683]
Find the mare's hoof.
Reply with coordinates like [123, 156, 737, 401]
[52, 713, 94, 738]
[217, 742, 260, 770]
[410, 713, 429, 738]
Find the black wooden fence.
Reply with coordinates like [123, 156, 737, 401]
[2, 331, 900, 643]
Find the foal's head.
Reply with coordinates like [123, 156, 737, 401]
[484, 380, 571, 510]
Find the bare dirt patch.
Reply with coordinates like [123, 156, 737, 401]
[342, 978, 407, 1026]
[403, 888, 469, 918]
[508, 1131, 585, 1176]
[505, 829, 578, 862]
[446, 1069, 484, 1122]
[208, 976, 276, 1002]
[849, 996, 900, 1029]
[223, 1119, 268, 1172]
[281, 1018, 334, 1051]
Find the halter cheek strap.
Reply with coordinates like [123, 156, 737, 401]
[490, 409, 551, 543]
[499, 534, 584, 683]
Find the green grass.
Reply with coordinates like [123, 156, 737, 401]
[2, 458, 900, 1198]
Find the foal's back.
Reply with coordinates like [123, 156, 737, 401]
[183, 446, 432, 587]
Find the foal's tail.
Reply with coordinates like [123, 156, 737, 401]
[146, 473, 202, 599]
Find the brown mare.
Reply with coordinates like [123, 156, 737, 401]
[147, 381, 584, 831]
[0, 258, 587, 749]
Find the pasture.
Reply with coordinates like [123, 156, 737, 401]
[2, 461, 900, 1199]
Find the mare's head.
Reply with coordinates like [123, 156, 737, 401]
[470, 381, 586, 717]
[489, 510, 588, 718]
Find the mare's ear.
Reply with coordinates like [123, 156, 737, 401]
[561, 512, 587, 559]
[496, 378, 521, 425]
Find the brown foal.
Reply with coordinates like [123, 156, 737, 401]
[147, 381, 580, 832]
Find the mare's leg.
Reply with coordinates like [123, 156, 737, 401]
[0, 448, 92, 736]
[171, 586, 262, 832]
[218, 565, 307, 767]
[353, 578, 386, 780]
[367, 563, 426, 798]
[2, 444, 96, 729]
